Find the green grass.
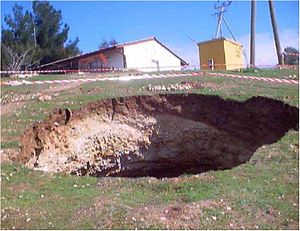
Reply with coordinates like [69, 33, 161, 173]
[0, 141, 19, 149]
[211, 67, 299, 79]
[1, 83, 52, 96]
[1, 163, 100, 229]
[1, 69, 299, 229]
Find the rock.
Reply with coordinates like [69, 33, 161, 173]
[38, 95, 52, 102]
[145, 82, 202, 92]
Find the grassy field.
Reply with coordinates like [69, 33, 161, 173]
[211, 67, 299, 79]
[1, 69, 299, 229]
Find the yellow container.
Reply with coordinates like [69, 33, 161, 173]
[198, 38, 244, 70]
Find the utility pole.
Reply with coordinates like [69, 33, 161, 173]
[214, 5, 225, 38]
[213, 1, 232, 39]
[268, 0, 284, 65]
[250, 0, 256, 67]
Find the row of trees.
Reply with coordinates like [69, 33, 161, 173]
[1, 1, 118, 71]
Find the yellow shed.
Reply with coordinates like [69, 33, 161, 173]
[198, 38, 244, 70]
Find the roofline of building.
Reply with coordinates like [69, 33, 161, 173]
[197, 37, 243, 47]
[152, 37, 188, 65]
[36, 46, 118, 69]
[36, 37, 188, 69]
[116, 37, 155, 48]
[116, 36, 188, 65]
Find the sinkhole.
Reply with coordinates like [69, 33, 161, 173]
[18, 94, 298, 178]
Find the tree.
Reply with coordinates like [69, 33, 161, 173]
[1, 4, 42, 71]
[1, 1, 81, 71]
[109, 38, 118, 47]
[32, 1, 80, 64]
[284, 47, 299, 65]
[99, 39, 109, 49]
[98, 38, 118, 49]
[1, 43, 41, 71]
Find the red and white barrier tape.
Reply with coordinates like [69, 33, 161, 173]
[0, 68, 116, 74]
[1, 63, 298, 75]
[0, 66, 187, 74]
[207, 72, 299, 84]
[1, 71, 298, 87]
[285, 53, 299, 56]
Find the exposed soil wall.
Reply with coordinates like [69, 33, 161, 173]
[18, 94, 298, 178]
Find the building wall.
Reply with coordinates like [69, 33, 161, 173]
[38, 39, 184, 72]
[223, 40, 244, 70]
[105, 49, 124, 69]
[78, 53, 105, 69]
[198, 38, 244, 70]
[123, 40, 182, 72]
[198, 39, 226, 70]
[78, 49, 124, 70]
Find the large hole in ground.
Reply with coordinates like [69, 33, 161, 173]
[18, 94, 298, 178]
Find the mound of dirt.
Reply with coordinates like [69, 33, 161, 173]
[18, 94, 298, 178]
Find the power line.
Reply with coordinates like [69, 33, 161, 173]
[211, 0, 236, 41]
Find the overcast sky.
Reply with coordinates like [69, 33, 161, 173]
[1, 0, 299, 67]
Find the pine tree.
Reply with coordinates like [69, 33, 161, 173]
[32, 1, 80, 64]
[1, 1, 81, 71]
[1, 4, 42, 71]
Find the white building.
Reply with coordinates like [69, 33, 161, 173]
[37, 37, 188, 72]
